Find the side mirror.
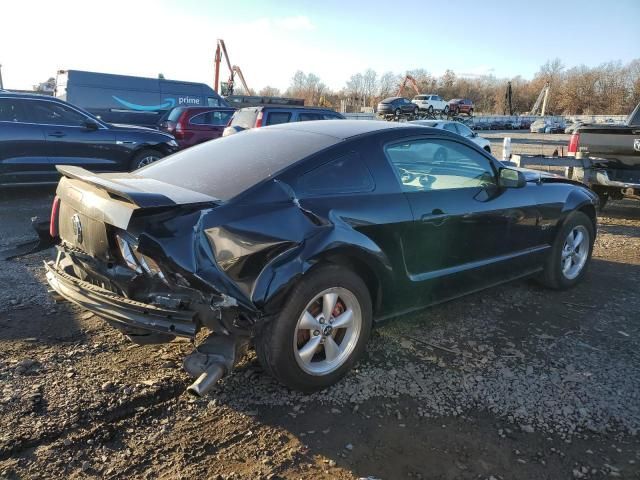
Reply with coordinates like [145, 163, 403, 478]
[499, 167, 526, 188]
[84, 119, 99, 130]
[471, 132, 477, 137]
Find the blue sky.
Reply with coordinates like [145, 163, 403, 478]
[2, 0, 639, 90]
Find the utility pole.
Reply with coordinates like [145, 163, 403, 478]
[504, 81, 513, 116]
[0, 64, 4, 90]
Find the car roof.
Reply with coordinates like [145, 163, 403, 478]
[267, 119, 432, 140]
[0, 91, 58, 100]
[238, 105, 337, 112]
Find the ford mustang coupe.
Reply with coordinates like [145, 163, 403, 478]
[45, 120, 598, 395]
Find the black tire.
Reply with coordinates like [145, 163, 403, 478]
[394, 108, 401, 117]
[538, 211, 594, 290]
[444, 105, 450, 115]
[427, 105, 434, 114]
[455, 107, 460, 115]
[130, 149, 163, 170]
[413, 107, 419, 116]
[255, 264, 373, 392]
[469, 108, 474, 117]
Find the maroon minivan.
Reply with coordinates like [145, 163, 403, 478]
[158, 106, 236, 149]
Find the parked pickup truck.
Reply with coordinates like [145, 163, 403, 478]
[567, 102, 640, 206]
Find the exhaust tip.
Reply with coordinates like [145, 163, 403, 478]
[186, 363, 226, 397]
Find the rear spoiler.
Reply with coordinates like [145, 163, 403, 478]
[56, 165, 220, 208]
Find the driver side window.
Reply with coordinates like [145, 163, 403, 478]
[385, 138, 496, 192]
[32, 101, 87, 127]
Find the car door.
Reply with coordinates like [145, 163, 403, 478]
[31, 99, 118, 171]
[189, 110, 234, 144]
[384, 136, 540, 304]
[0, 97, 52, 184]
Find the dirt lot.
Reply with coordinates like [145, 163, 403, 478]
[1, 147, 640, 479]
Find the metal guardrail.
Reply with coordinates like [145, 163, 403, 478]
[343, 112, 627, 124]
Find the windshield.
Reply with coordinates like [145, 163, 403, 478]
[135, 127, 341, 201]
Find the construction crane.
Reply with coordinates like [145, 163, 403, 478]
[397, 74, 421, 97]
[528, 81, 550, 116]
[214, 39, 250, 96]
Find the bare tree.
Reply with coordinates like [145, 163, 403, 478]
[259, 86, 281, 97]
[378, 71, 399, 99]
[362, 69, 377, 106]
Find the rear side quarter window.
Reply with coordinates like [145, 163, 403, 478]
[297, 152, 375, 196]
[266, 111, 292, 125]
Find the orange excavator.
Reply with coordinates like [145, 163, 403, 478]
[214, 39, 250, 96]
[396, 74, 421, 97]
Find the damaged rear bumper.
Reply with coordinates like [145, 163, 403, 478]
[44, 260, 197, 338]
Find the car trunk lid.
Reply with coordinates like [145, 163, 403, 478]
[53, 166, 220, 258]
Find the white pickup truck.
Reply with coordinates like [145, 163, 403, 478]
[412, 94, 449, 113]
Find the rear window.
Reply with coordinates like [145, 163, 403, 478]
[266, 111, 291, 125]
[230, 109, 259, 129]
[414, 96, 427, 101]
[167, 108, 186, 122]
[0, 98, 26, 122]
[136, 128, 341, 201]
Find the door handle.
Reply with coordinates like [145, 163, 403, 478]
[48, 131, 66, 138]
[421, 209, 447, 227]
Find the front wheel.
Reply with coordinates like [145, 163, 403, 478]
[413, 107, 419, 116]
[255, 265, 372, 392]
[538, 211, 594, 289]
[444, 105, 450, 114]
[427, 105, 434, 114]
[468, 108, 474, 116]
[130, 149, 163, 170]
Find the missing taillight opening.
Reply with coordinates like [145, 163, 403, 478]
[49, 196, 61, 238]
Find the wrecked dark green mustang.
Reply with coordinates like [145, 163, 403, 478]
[45, 120, 598, 395]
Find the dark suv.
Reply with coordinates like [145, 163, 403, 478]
[158, 106, 236, 149]
[222, 106, 344, 136]
[449, 98, 474, 116]
[0, 92, 179, 185]
[377, 97, 419, 117]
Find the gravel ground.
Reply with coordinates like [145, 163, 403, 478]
[1, 176, 639, 479]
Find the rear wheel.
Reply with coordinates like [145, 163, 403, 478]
[444, 105, 450, 115]
[413, 107, 419, 116]
[427, 105, 434, 114]
[538, 211, 594, 289]
[469, 108, 474, 116]
[394, 108, 401, 117]
[255, 265, 372, 392]
[130, 149, 163, 170]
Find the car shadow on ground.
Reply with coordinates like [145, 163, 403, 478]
[209, 256, 640, 479]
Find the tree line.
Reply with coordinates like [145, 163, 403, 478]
[251, 58, 640, 115]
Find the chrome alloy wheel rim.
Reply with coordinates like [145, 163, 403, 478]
[561, 225, 589, 280]
[137, 155, 159, 168]
[293, 287, 362, 376]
